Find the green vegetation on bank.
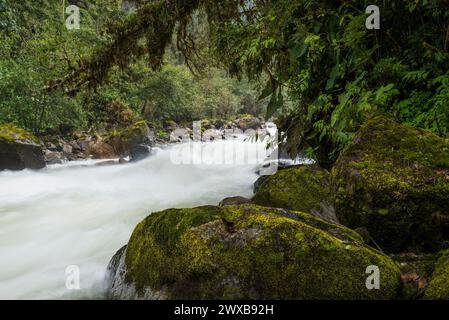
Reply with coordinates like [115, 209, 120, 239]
[38, 0, 448, 167]
[0, 0, 263, 135]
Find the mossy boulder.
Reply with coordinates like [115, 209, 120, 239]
[424, 249, 449, 299]
[235, 115, 261, 131]
[252, 165, 337, 223]
[332, 116, 449, 253]
[107, 204, 401, 299]
[106, 121, 152, 159]
[0, 124, 45, 171]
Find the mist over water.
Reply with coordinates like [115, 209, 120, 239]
[0, 138, 268, 299]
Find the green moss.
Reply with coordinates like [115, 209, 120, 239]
[155, 130, 169, 139]
[252, 165, 332, 218]
[105, 121, 150, 155]
[425, 249, 449, 299]
[124, 204, 401, 299]
[125, 206, 223, 292]
[108, 121, 149, 141]
[0, 124, 39, 144]
[332, 116, 449, 253]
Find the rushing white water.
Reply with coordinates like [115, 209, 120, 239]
[0, 138, 270, 299]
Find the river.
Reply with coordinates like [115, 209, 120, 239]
[0, 138, 271, 299]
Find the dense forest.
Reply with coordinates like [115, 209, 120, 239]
[0, 0, 264, 136]
[1, 0, 449, 302]
[2, 0, 448, 165]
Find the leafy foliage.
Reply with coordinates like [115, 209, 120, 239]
[0, 0, 262, 134]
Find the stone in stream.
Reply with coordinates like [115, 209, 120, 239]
[88, 140, 117, 159]
[44, 150, 66, 165]
[106, 121, 153, 159]
[105, 204, 401, 300]
[235, 115, 261, 131]
[130, 144, 151, 162]
[0, 124, 46, 171]
[331, 116, 449, 253]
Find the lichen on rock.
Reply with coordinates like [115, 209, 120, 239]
[108, 204, 401, 300]
[331, 116, 449, 253]
[106, 121, 152, 157]
[252, 165, 337, 223]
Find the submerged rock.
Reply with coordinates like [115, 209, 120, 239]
[106, 204, 401, 300]
[332, 116, 449, 253]
[0, 124, 45, 171]
[252, 165, 337, 224]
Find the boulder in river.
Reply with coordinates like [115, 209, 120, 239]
[0, 124, 45, 171]
[252, 165, 337, 224]
[88, 140, 117, 159]
[332, 116, 449, 253]
[106, 204, 401, 299]
[107, 121, 152, 158]
[130, 144, 151, 162]
[235, 115, 261, 131]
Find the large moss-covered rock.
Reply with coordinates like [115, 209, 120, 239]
[425, 249, 449, 299]
[252, 165, 336, 223]
[332, 116, 449, 253]
[0, 124, 45, 171]
[107, 204, 401, 299]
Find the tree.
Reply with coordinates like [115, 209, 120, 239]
[45, 1, 449, 166]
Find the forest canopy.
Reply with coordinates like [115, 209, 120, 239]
[1, 0, 449, 166]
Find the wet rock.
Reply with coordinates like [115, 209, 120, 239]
[0, 124, 45, 171]
[130, 144, 151, 162]
[44, 150, 66, 165]
[88, 141, 117, 159]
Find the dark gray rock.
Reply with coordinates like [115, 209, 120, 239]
[130, 144, 151, 162]
[0, 140, 46, 171]
[219, 196, 252, 207]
